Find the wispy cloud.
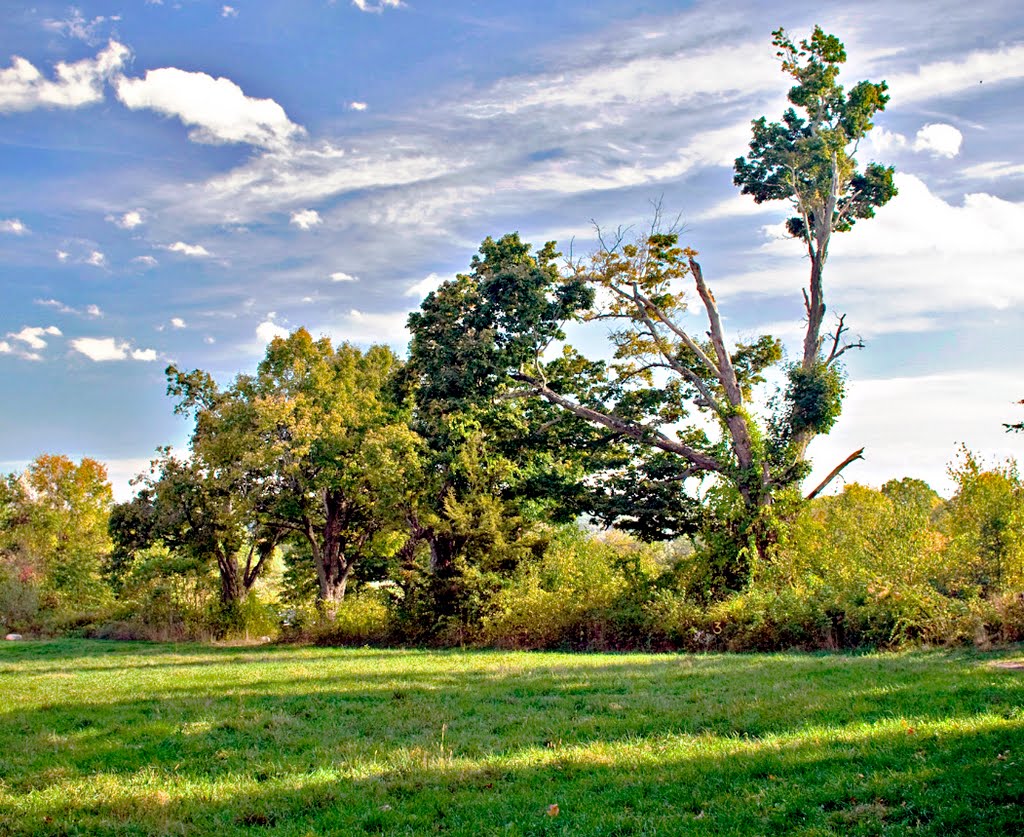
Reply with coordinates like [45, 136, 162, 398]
[35, 299, 103, 318]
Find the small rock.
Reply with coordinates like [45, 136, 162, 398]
[5, 633, 23, 641]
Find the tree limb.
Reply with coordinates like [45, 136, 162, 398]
[806, 447, 865, 499]
[510, 372, 724, 473]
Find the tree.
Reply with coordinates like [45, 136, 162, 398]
[1, 455, 113, 611]
[168, 329, 415, 607]
[407, 26, 896, 587]
[110, 451, 278, 609]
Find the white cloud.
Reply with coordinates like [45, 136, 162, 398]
[114, 67, 304, 148]
[329, 308, 410, 344]
[221, 5, 238, 17]
[912, 123, 962, 158]
[352, 0, 404, 12]
[70, 337, 157, 362]
[35, 299, 102, 318]
[198, 141, 453, 220]
[404, 272, 445, 297]
[0, 40, 129, 112]
[43, 10, 110, 44]
[7, 325, 61, 350]
[889, 44, 1024, 105]
[806, 371, 1022, 497]
[0, 341, 10, 354]
[349, 101, 368, 111]
[290, 209, 322, 230]
[166, 241, 211, 257]
[329, 271, 358, 282]
[1, 218, 28, 235]
[133, 254, 158, 267]
[256, 319, 289, 343]
[204, 336, 216, 344]
[961, 161, 1024, 180]
[56, 250, 69, 261]
[170, 317, 186, 329]
[85, 250, 106, 267]
[109, 210, 144, 229]
[719, 174, 1024, 334]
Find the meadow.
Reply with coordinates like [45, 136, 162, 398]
[0, 640, 1023, 835]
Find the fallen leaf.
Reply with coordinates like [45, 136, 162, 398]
[547, 804, 560, 817]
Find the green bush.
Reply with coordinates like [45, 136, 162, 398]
[311, 594, 392, 646]
[481, 527, 667, 650]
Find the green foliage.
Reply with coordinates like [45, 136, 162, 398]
[0, 455, 114, 630]
[309, 593, 392, 646]
[481, 526, 670, 650]
[734, 26, 897, 245]
[942, 448, 1024, 594]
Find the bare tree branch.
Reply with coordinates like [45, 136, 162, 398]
[806, 447, 865, 499]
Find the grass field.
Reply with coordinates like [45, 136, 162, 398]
[0, 641, 1022, 835]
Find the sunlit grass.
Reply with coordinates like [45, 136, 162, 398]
[1, 640, 1023, 834]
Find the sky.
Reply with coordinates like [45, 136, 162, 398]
[1, 0, 1022, 501]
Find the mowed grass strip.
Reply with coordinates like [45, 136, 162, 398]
[0, 641, 1022, 835]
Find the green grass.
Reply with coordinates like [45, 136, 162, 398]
[0, 641, 1022, 835]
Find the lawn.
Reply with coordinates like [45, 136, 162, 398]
[0, 641, 1022, 835]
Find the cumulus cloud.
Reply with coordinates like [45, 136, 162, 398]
[114, 68, 304, 148]
[912, 123, 962, 158]
[70, 337, 157, 362]
[352, 0, 404, 12]
[329, 271, 358, 282]
[56, 250, 69, 261]
[404, 272, 445, 297]
[133, 254, 158, 267]
[721, 174, 1024, 332]
[85, 250, 106, 267]
[349, 101, 368, 111]
[0, 40, 129, 112]
[108, 210, 144, 229]
[7, 325, 61, 350]
[256, 319, 289, 343]
[170, 317, 186, 329]
[166, 241, 211, 257]
[0, 218, 28, 234]
[290, 209, 322, 229]
[221, 5, 238, 17]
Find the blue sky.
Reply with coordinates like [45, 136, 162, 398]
[1, 0, 1022, 499]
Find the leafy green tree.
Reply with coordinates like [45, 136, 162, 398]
[168, 329, 416, 607]
[942, 449, 1024, 594]
[1, 455, 113, 613]
[407, 27, 895, 586]
[110, 451, 278, 609]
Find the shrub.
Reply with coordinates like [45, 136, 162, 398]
[311, 594, 392, 646]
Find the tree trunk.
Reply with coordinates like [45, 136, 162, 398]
[215, 547, 242, 605]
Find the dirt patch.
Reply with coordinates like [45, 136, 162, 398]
[990, 661, 1024, 670]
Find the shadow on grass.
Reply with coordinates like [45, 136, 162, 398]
[0, 642, 1023, 835]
